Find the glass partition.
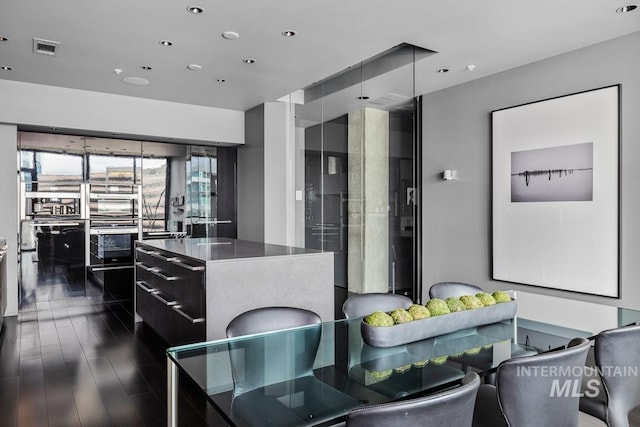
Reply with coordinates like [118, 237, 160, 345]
[17, 132, 236, 309]
[293, 43, 431, 301]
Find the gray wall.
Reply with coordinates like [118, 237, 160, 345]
[238, 104, 266, 242]
[422, 31, 640, 309]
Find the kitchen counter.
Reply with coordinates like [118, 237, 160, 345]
[134, 237, 334, 343]
[140, 237, 322, 263]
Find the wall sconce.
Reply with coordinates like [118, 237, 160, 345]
[442, 169, 456, 181]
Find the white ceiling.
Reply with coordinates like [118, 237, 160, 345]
[1, 0, 638, 113]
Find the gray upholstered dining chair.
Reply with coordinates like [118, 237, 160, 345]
[226, 306, 361, 425]
[429, 282, 484, 299]
[579, 324, 640, 427]
[342, 292, 413, 319]
[226, 306, 321, 338]
[343, 371, 480, 427]
[473, 337, 591, 427]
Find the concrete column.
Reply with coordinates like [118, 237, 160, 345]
[347, 108, 389, 294]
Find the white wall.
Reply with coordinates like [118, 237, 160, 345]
[0, 80, 245, 317]
[0, 79, 244, 145]
[239, 102, 297, 246]
[422, 31, 640, 309]
[0, 125, 18, 316]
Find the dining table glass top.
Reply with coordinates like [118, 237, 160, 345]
[166, 293, 640, 427]
[168, 317, 531, 427]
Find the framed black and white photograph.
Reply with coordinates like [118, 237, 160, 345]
[492, 85, 620, 297]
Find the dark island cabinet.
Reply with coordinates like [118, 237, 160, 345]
[134, 242, 205, 345]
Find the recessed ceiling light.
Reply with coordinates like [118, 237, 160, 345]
[221, 31, 240, 40]
[159, 40, 173, 46]
[0, 36, 8, 42]
[140, 66, 152, 71]
[466, 64, 477, 71]
[282, 30, 296, 37]
[436, 68, 449, 73]
[187, 64, 202, 71]
[216, 78, 227, 83]
[122, 76, 150, 86]
[242, 58, 256, 64]
[187, 6, 204, 14]
[1, 66, 12, 71]
[357, 96, 370, 100]
[616, 5, 637, 12]
[113, 68, 123, 75]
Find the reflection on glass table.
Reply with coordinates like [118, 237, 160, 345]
[513, 291, 640, 351]
[167, 317, 534, 427]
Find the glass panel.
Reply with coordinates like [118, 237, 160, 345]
[140, 141, 188, 235]
[141, 157, 167, 231]
[186, 145, 218, 237]
[295, 44, 426, 299]
[19, 132, 85, 189]
[88, 154, 136, 183]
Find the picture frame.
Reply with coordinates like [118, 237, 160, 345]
[491, 85, 620, 298]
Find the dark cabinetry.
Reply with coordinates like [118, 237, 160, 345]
[134, 243, 205, 345]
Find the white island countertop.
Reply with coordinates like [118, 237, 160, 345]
[139, 237, 323, 263]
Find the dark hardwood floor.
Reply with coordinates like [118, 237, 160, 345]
[0, 297, 227, 427]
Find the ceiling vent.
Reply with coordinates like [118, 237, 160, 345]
[33, 38, 60, 56]
[366, 93, 411, 110]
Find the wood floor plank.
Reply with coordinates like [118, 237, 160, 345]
[87, 356, 146, 426]
[17, 357, 49, 427]
[130, 391, 166, 427]
[73, 383, 112, 427]
[0, 376, 19, 427]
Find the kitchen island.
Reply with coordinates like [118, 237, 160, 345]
[134, 237, 334, 344]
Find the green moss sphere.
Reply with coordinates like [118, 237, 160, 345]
[408, 304, 431, 320]
[425, 298, 451, 316]
[364, 311, 394, 327]
[492, 290, 512, 303]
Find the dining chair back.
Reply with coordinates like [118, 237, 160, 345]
[345, 371, 480, 427]
[473, 337, 591, 427]
[226, 306, 321, 338]
[226, 307, 361, 424]
[226, 307, 322, 395]
[429, 282, 484, 300]
[342, 293, 412, 319]
[580, 324, 640, 427]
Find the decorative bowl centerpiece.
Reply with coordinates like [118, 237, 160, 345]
[361, 291, 516, 348]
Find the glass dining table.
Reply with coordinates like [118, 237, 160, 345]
[166, 293, 640, 427]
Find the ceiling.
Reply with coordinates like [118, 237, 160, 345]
[1, 0, 639, 113]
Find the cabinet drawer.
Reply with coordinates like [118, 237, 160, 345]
[135, 261, 176, 296]
[135, 280, 159, 331]
[165, 305, 206, 346]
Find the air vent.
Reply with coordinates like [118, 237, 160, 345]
[33, 38, 60, 56]
[366, 93, 411, 110]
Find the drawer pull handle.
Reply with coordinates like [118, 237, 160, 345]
[136, 247, 157, 255]
[89, 265, 134, 272]
[172, 305, 205, 324]
[150, 252, 180, 262]
[135, 261, 156, 272]
[151, 269, 178, 281]
[136, 281, 157, 293]
[151, 292, 177, 306]
[171, 258, 205, 271]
